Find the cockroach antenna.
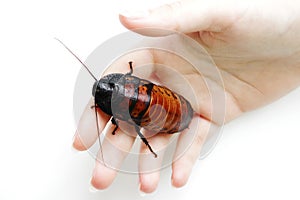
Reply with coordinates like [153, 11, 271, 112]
[56, 38, 106, 166]
[55, 38, 98, 81]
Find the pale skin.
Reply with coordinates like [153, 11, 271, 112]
[73, 0, 300, 194]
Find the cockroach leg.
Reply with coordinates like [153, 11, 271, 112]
[126, 61, 133, 75]
[134, 126, 158, 158]
[111, 117, 119, 135]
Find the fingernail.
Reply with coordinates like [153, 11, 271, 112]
[89, 177, 103, 193]
[72, 133, 87, 151]
[89, 184, 99, 193]
[171, 177, 177, 188]
[120, 9, 149, 19]
[139, 190, 147, 197]
[138, 183, 157, 197]
[138, 183, 147, 197]
[71, 144, 79, 153]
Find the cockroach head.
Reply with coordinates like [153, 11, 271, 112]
[92, 73, 123, 115]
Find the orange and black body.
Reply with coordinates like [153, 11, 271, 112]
[92, 62, 194, 157]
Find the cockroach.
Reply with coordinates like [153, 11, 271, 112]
[57, 39, 194, 158]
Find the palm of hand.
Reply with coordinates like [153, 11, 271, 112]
[187, 10, 300, 121]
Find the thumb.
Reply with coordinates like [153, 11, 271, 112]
[119, 0, 233, 36]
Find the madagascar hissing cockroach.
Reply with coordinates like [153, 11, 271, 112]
[57, 39, 194, 158]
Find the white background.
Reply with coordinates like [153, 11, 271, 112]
[0, 0, 299, 199]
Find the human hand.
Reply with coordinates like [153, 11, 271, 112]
[120, 0, 300, 111]
[73, 0, 300, 194]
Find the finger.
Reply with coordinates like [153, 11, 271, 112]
[73, 99, 110, 151]
[172, 116, 211, 187]
[139, 172, 159, 194]
[138, 131, 173, 193]
[119, 0, 241, 35]
[91, 121, 136, 189]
